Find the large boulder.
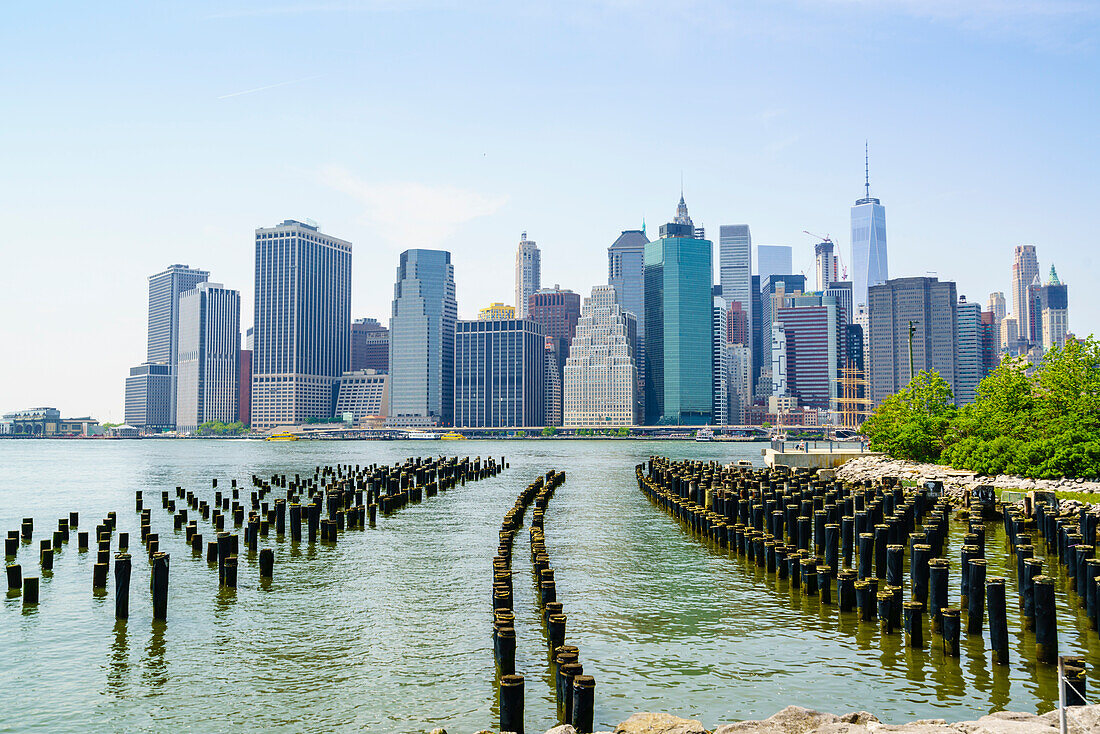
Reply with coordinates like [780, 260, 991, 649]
[713, 706, 877, 734]
[614, 712, 708, 734]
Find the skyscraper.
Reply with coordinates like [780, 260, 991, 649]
[644, 197, 713, 425]
[124, 363, 172, 431]
[388, 249, 458, 427]
[756, 245, 793, 283]
[979, 311, 998, 378]
[528, 286, 581, 347]
[1040, 265, 1069, 351]
[757, 275, 807, 401]
[134, 263, 210, 428]
[252, 220, 352, 429]
[987, 292, 1006, 322]
[719, 224, 753, 339]
[176, 282, 241, 431]
[815, 240, 839, 292]
[454, 318, 545, 428]
[514, 232, 540, 319]
[868, 277, 958, 406]
[775, 296, 841, 411]
[608, 229, 650, 383]
[1011, 245, 1040, 343]
[350, 318, 389, 373]
[564, 285, 639, 426]
[712, 296, 730, 426]
[955, 296, 982, 406]
[850, 147, 888, 312]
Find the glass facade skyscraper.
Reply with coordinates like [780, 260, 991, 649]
[388, 249, 457, 427]
[251, 220, 352, 429]
[850, 160, 888, 312]
[608, 229, 649, 385]
[514, 232, 540, 319]
[142, 263, 209, 428]
[453, 318, 545, 428]
[755, 245, 793, 283]
[644, 198, 713, 425]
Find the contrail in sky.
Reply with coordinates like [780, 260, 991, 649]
[218, 74, 323, 99]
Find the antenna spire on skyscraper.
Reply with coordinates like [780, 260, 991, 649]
[865, 140, 870, 200]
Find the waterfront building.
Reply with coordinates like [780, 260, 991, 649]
[564, 285, 639, 426]
[955, 296, 982, 406]
[775, 298, 840, 411]
[127, 263, 210, 429]
[479, 303, 515, 320]
[453, 319, 545, 428]
[350, 318, 389, 373]
[389, 249, 457, 427]
[850, 149, 888, 313]
[815, 240, 839, 291]
[1, 407, 101, 437]
[609, 229, 650, 387]
[712, 297, 730, 426]
[644, 197, 714, 425]
[176, 282, 241, 432]
[544, 337, 564, 426]
[756, 245, 793, 283]
[239, 348, 251, 426]
[124, 363, 173, 430]
[1040, 265, 1069, 351]
[757, 275, 807, 402]
[728, 344, 751, 425]
[868, 277, 958, 406]
[252, 220, 352, 429]
[514, 232, 540, 319]
[334, 370, 389, 424]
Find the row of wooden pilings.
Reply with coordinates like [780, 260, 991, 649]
[637, 458, 1092, 704]
[493, 470, 594, 734]
[6, 455, 506, 619]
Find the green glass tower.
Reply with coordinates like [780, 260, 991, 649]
[644, 195, 714, 425]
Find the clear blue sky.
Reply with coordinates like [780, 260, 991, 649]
[2, 1, 1098, 421]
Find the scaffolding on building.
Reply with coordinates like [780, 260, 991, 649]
[836, 362, 872, 429]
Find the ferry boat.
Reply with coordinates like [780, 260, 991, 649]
[694, 426, 715, 442]
[405, 431, 440, 440]
[440, 432, 466, 440]
[265, 432, 298, 441]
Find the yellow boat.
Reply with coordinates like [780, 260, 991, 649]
[441, 432, 466, 440]
[265, 432, 298, 441]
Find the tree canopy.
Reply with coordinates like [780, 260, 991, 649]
[863, 336, 1100, 479]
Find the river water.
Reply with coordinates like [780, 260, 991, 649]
[0, 440, 1096, 733]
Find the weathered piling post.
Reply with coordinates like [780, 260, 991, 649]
[987, 577, 1009, 665]
[1061, 656, 1087, 707]
[223, 555, 238, 589]
[115, 553, 131, 619]
[878, 590, 894, 633]
[92, 561, 108, 589]
[967, 559, 987, 635]
[77, 531, 88, 550]
[23, 576, 39, 605]
[1023, 557, 1043, 630]
[499, 674, 524, 734]
[858, 533, 874, 580]
[942, 608, 961, 656]
[259, 548, 274, 579]
[572, 676, 596, 734]
[4, 533, 16, 557]
[307, 503, 320, 543]
[40, 539, 53, 571]
[495, 626, 517, 675]
[21, 517, 33, 540]
[1033, 576, 1057, 664]
[7, 563, 21, 591]
[886, 545, 904, 587]
[903, 601, 923, 648]
[289, 504, 302, 541]
[151, 552, 169, 620]
[838, 570, 857, 612]
[559, 662, 583, 724]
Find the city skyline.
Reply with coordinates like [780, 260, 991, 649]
[3, 1, 1098, 421]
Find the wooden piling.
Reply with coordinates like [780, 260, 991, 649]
[1033, 576, 1057, 664]
[115, 553, 131, 619]
[499, 673, 524, 734]
[987, 577, 1009, 665]
[259, 548, 274, 579]
[23, 576, 39, 605]
[571, 675, 595, 734]
[942, 608, 960, 656]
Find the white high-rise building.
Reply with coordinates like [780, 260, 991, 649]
[987, 292, 1006, 322]
[1012, 245, 1040, 343]
[771, 322, 788, 397]
[563, 285, 639, 426]
[956, 296, 982, 406]
[815, 240, 839, 292]
[850, 146, 888, 312]
[514, 232, 541, 319]
[176, 282, 241, 431]
[712, 296, 730, 426]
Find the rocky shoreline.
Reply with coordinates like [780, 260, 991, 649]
[834, 455, 1100, 507]
[472, 703, 1100, 734]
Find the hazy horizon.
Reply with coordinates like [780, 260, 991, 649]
[3, 1, 1097, 421]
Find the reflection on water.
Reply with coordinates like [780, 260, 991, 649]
[0, 440, 1097, 733]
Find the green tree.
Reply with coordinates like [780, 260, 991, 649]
[541, 426, 557, 437]
[862, 370, 956, 462]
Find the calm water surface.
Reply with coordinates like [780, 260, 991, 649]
[0, 440, 1096, 733]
